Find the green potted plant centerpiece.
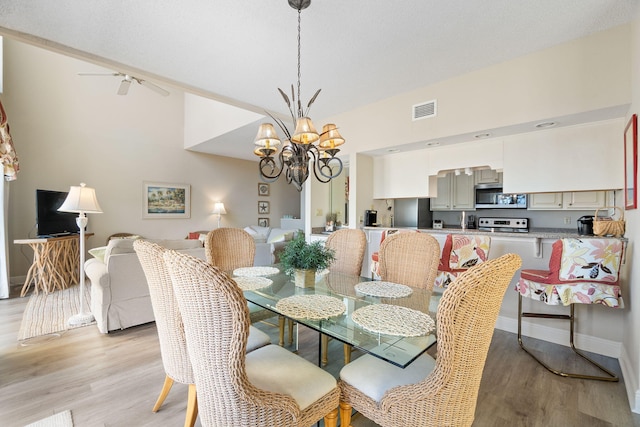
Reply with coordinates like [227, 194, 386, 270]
[279, 233, 335, 288]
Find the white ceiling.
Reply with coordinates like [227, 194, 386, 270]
[0, 0, 638, 160]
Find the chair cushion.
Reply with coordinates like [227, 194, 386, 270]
[247, 326, 271, 352]
[246, 344, 337, 411]
[516, 277, 623, 307]
[340, 352, 435, 403]
[448, 235, 490, 270]
[558, 238, 622, 283]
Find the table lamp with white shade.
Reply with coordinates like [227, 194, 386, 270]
[58, 183, 103, 326]
[212, 201, 226, 228]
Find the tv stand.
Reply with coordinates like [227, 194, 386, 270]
[14, 234, 94, 296]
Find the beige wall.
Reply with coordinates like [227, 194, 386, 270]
[623, 12, 640, 413]
[324, 23, 631, 154]
[2, 39, 300, 277]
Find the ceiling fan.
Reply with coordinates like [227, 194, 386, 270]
[78, 72, 170, 96]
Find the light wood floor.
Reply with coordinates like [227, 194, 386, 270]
[1, 289, 639, 427]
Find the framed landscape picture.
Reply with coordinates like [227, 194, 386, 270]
[143, 181, 191, 219]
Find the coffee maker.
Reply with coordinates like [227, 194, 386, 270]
[364, 210, 377, 226]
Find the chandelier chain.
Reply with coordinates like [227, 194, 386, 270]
[297, 7, 302, 117]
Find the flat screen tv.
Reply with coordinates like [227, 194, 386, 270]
[36, 189, 79, 237]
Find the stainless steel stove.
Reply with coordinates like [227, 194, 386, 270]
[477, 217, 529, 233]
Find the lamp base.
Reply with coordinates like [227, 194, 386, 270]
[68, 312, 95, 327]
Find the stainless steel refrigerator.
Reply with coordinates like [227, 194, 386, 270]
[393, 198, 433, 228]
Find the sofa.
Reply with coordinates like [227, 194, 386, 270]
[242, 225, 299, 264]
[85, 237, 206, 333]
[85, 226, 300, 333]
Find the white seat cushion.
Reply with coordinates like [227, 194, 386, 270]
[340, 352, 436, 403]
[246, 344, 337, 411]
[247, 326, 271, 352]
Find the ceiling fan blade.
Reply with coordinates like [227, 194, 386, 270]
[140, 80, 170, 97]
[78, 72, 122, 77]
[117, 79, 131, 95]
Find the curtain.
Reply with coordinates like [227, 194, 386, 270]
[0, 99, 19, 298]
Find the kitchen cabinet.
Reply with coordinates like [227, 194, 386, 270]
[562, 191, 607, 209]
[431, 173, 475, 211]
[528, 191, 607, 210]
[474, 169, 503, 185]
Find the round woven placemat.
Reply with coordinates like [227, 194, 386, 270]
[351, 304, 435, 337]
[354, 281, 413, 298]
[275, 295, 346, 320]
[233, 266, 279, 277]
[233, 276, 273, 291]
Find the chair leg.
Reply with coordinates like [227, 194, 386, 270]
[153, 375, 174, 412]
[339, 402, 353, 427]
[324, 407, 339, 427]
[517, 293, 618, 382]
[184, 383, 198, 427]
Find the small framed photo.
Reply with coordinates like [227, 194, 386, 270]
[258, 183, 270, 196]
[143, 181, 191, 219]
[258, 218, 270, 228]
[258, 201, 270, 214]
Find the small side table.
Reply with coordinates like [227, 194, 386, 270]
[14, 234, 94, 296]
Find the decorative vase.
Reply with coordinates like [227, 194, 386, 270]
[294, 269, 316, 288]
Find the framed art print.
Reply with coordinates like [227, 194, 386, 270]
[258, 201, 270, 214]
[258, 217, 270, 227]
[143, 181, 191, 218]
[258, 183, 270, 196]
[624, 114, 637, 210]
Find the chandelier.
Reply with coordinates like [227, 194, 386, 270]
[253, 0, 345, 192]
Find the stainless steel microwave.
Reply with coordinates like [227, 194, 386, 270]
[475, 184, 527, 209]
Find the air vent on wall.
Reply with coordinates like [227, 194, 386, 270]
[412, 99, 437, 121]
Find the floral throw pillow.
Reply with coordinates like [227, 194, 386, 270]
[558, 238, 623, 283]
[449, 235, 491, 270]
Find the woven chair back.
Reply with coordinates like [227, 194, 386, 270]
[164, 251, 304, 426]
[426, 253, 522, 426]
[378, 232, 440, 290]
[133, 240, 193, 384]
[325, 229, 367, 276]
[205, 228, 255, 271]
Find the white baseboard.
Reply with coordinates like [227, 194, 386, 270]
[495, 315, 621, 358]
[618, 345, 640, 414]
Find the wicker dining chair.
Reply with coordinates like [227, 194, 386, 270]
[164, 250, 340, 427]
[378, 232, 441, 291]
[325, 229, 367, 276]
[321, 229, 367, 365]
[434, 234, 492, 289]
[338, 253, 522, 427]
[205, 227, 255, 270]
[134, 240, 270, 427]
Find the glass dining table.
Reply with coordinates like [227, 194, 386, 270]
[232, 265, 439, 369]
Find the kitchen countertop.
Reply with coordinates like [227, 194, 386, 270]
[362, 226, 627, 240]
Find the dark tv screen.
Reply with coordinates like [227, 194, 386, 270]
[36, 189, 79, 236]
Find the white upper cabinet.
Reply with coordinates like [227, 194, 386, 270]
[528, 193, 564, 210]
[528, 191, 608, 210]
[431, 173, 475, 211]
[373, 151, 433, 199]
[503, 119, 624, 193]
[474, 169, 503, 184]
[562, 191, 607, 209]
